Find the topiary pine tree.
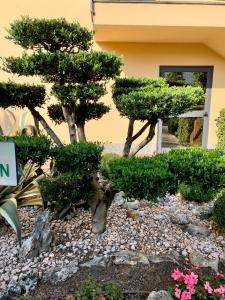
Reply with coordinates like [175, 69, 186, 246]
[2, 17, 122, 143]
[112, 77, 205, 157]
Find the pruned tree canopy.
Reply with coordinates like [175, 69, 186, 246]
[7, 16, 93, 52]
[112, 77, 205, 156]
[48, 102, 110, 125]
[0, 82, 45, 109]
[3, 17, 122, 143]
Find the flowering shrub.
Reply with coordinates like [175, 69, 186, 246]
[169, 267, 225, 300]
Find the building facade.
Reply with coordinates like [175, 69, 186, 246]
[1, 0, 225, 153]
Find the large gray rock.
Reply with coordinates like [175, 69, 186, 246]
[19, 210, 53, 259]
[0, 273, 38, 300]
[111, 250, 149, 266]
[113, 191, 125, 206]
[147, 254, 180, 266]
[185, 224, 210, 237]
[171, 212, 189, 225]
[43, 260, 79, 284]
[147, 290, 173, 300]
[81, 256, 110, 268]
[189, 251, 219, 271]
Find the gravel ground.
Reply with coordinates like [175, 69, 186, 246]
[0, 194, 224, 293]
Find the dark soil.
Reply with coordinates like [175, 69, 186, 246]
[28, 261, 177, 300]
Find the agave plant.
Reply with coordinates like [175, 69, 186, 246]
[0, 162, 44, 245]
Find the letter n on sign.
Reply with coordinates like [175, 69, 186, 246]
[0, 142, 18, 186]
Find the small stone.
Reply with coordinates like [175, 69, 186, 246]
[171, 212, 189, 225]
[147, 290, 173, 300]
[124, 200, 140, 210]
[127, 208, 140, 221]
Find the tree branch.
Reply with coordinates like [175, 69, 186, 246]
[130, 121, 157, 156]
[131, 120, 151, 142]
[123, 117, 135, 157]
[28, 107, 62, 145]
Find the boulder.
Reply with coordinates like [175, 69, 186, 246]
[185, 224, 210, 237]
[43, 260, 79, 284]
[189, 250, 219, 271]
[0, 273, 38, 300]
[19, 210, 53, 259]
[111, 250, 149, 266]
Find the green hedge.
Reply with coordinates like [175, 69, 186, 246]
[52, 142, 103, 176]
[105, 155, 177, 202]
[0, 134, 51, 166]
[179, 182, 216, 203]
[213, 191, 225, 230]
[177, 118, 194, 146]
[39, 173, 93, 213]
[217, 108, 225, 149]
[166, 148, 225, 195]
[104, 148, 225, 203]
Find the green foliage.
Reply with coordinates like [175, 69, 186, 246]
[167, 118, 179, 136]
[101, 153, 121, 177]
[0, 82, 46, 109]
[112, 77, 205, 121]
[213, 191, 225, 230]
[48, 102, 110, 125]
[4, 17, 122, 140]
[105, 155, 177, 202]
[7, 16, 93, 52]
[52, 142, 103, 176]
[217, 108, 225, 149]
[0, 135, 51, 166]
[0, 162, 44, 245]
[179, 182, 215, 203]
[75, 278, 124, 300]
[3, 51, 122, 84]
[166, 148, 225, 200]
[39, 173, 92, 213]
[177, 118, 194, 146]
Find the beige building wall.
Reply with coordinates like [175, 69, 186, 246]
[1, 1, 225, 152]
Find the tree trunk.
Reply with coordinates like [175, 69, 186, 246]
[88, 174, 114, 234]
[62, 106, 77, 144]
[28, 107, 62, 145]
[123, 118, 135, 157]
[31, 111, 41, 135]
[130, 121, 157, 156]
[77, 122, 87, 142]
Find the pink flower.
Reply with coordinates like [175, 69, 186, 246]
[98, 297, 106, 300]
[171, 268, 184, 281]
[216, 271, 225, 279]
[180, 290, 192, 300]
[175, 287, 181, 298]
[214, 285, 225, 295]
[184, 272, 198, 287]
[204, 281, 213, 294]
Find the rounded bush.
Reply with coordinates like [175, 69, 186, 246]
[106, 155, 177, 202]
[179, 182, 216, 203]
[213, 192, 225, 230]
[0, 134, 51, 166]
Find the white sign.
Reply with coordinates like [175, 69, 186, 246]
[0, 142, 18, 186]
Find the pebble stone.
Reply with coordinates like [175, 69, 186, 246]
[0, 194, 224, 293]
